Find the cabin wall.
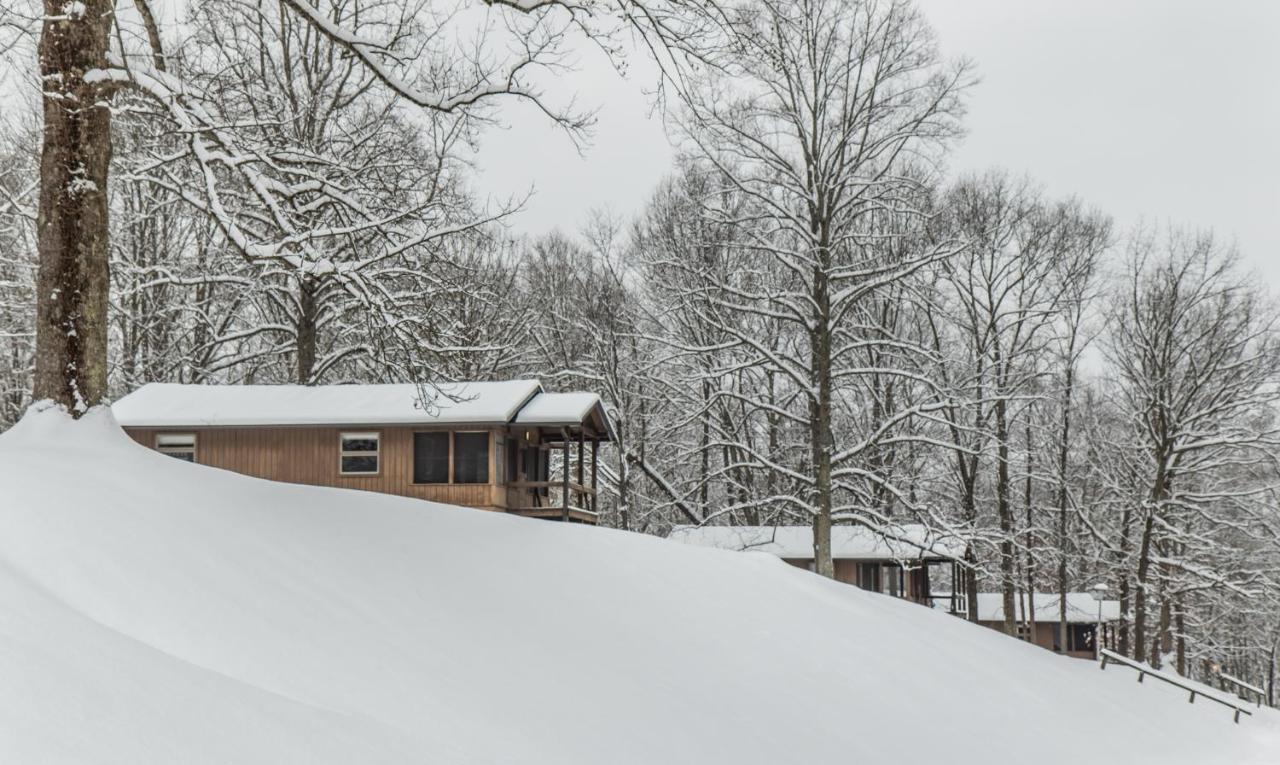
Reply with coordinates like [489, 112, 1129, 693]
[124, 425, 506, 510]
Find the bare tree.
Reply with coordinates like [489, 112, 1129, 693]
[1103, 228, 1280, 667]
[673, 0, 970, 577]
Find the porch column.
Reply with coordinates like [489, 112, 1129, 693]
[576, 430, 585, 510]
[590, 437, 599, 515]
[561, 428, 570, 522]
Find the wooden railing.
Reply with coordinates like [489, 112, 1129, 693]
[1217, 672, 1266, 708]
[1099, 649, 1254, 724]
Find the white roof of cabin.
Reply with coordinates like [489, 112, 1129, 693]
[514, 392, 602, 427]
[972, 592, 1121, 624]
[113, 381, 546, 428]
[668, 524, 964, 561]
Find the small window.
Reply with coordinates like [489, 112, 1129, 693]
[413, 432, 449, 484]
[156, 433, 196, 462]
[453, 432, 489, 484]
[340, 432, 379, 474]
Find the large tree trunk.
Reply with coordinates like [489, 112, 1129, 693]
[1023, 416, 1036, 642]
[994, 395, 1016, 635]
[295, 276, 318, 384]
[1054, 356, 1076, 653]
[33, 0, 114, 412]
[809, 237, 834, 579]
[1133, 506, 1157, 661]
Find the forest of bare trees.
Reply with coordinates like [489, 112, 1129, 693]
[2, 0, 1278, 704]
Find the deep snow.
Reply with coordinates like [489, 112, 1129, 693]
[0, 406, 1276, 763]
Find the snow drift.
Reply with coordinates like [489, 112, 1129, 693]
[0, 405, 1276, 764]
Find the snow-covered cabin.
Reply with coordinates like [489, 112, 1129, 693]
[668, 524, 965, 609]
[970, 592, 1121, 659]
[113, 381, 614, 523]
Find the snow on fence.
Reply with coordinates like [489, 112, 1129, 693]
[1098, 649, 1254, 724]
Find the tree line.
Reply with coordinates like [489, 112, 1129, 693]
[1, 0, 1277, 702]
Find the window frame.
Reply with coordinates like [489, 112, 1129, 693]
[452, 430, 491, 485]
[155, 432, 197, 462]
[338, 431, 381, 476]
[411, 430, 451, 485]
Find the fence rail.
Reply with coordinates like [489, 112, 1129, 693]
[1099, 649, 1254, 724]
[1217, 672, 1265, 707]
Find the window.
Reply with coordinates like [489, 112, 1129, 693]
[453, 432, 489, 484]
[156, 433, 196, 462]
[339, 432, 379, 474]
[413, 432, 449, 484]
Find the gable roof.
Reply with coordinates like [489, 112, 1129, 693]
[668, 524, 964, 561]
[972, 592, 1121, 624]
[113, 381, 549, 429]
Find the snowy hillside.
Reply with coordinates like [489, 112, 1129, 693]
[0, 406, 1276, 764]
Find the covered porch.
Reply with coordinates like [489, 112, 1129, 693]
[503, 392, 613, 524]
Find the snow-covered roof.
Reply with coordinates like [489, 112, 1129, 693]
[513, 390, 615, 441]
[972, 592, 1121, 624]
[668, 524, 964, 561]
[112, 381, 613, 432]
[515, 392, 599, 426]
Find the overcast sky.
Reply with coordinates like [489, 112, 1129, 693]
[471, 0, 1280, 287]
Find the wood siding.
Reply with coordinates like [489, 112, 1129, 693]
[125, 425, 507, 510]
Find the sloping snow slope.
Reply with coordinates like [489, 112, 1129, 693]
[0, 407, 1276, 764]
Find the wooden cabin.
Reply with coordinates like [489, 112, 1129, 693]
[971, 592, 1121, 659]
[668, 524, 965, 609]
[112, 380, 613, 523]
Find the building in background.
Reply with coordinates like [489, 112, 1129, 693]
[969, 592, 1121, 659]
[113, 381, 613, 524]
[668, 524, 964, 611]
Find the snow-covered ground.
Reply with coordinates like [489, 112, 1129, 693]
[1, 406, 1277, 764]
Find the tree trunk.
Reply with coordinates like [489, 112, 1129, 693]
[295, 275, 317, 384]
[809, 253, 834, 578]
[1055, 356, 1076, 653]
[1133, 509, 1156, 661]
[33, 0, 114, 413]
[1023, 416, 1036, 642]
[994, 396, 1016, 635]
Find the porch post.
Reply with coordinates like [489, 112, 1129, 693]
[576, 430, 585, 509]
[591, 437, 599, 515]
[561, 428, 570, 522]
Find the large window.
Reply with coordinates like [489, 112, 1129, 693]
[453, 432, 489, 484]
[413, 432, 449, 484]
[339, 432, 380, 475]
[156, 433, 196, 462]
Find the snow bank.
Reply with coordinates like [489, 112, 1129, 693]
[0, 405, 1276, 764]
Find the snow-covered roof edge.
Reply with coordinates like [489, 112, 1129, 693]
[513, 392, 615, 441]
[668, 524, 965, 561]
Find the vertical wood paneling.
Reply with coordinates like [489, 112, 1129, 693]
[125, 425, 505, 511]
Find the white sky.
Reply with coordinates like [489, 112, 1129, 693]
[470, 0, 1280, 287]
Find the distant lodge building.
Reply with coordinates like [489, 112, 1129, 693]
[113, 381, 613, 524]
[970, 592, 1121, 659]
[668, 524, 966, 612]
[669, 525, 1122, 659]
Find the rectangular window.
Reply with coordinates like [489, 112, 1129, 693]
[339, 432, 379, 475]
[453, 432, 489, 484]
[413, 432, 449, 484]
[156, 433, 196, 462]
